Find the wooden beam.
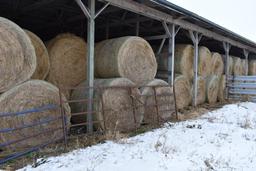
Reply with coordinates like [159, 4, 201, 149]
[104, 0, 256, 53]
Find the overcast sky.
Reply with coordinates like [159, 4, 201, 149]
[167, 0, 256, 43]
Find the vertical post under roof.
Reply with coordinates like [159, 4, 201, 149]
[189, 31, 202, 107]
[223, 42, 231, 99]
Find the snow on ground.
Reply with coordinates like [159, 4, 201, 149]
[20, 102, 256, 171]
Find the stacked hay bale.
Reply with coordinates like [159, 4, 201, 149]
[233, 56, 243, 76]
[198, 46, 212, 77]
[0, 80, 71, 149]
[205, 75, 220, 104]
[70, 36, 168, 132]
[157, 44, 194, 81]
[141, 79, 174, 123]
[191, 76, 206, 105]
[210, 52, 225, 103]
[71, 78, 143, 133]
[249, 60, 256, 75]
[157, 45, 193, 109]
[174, 75, 192, 109]
[46, 33, 87, 98]
[94, 36, 157, 85]
[0, 17, 36, 93]
[24, 30, 50, 80]
[0, 17, 71, 151]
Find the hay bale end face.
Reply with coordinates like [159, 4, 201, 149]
[249, 60, 256, 75]
[218, 75, 226, 102]
[191, 76, 206, 105]
[141, 79, 174, 124]
[174, 75, 192, 110]
[0, 80, 71, 150]
[95, 36, 157, 86]
[47, 33, 87, 98]
[211, 52, 224, 76]
[25, 30, 50, 80]
[71, 78, 143, 133]
[206, 75, 220, 104]
[233, 56, 243, 76]
[157, 44, 194, 81]
[198, 46, 212, 77]
[0, 17, 36, 93]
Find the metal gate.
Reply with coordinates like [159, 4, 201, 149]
[228, 75, 256, 102]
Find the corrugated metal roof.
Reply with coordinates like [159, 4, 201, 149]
[151, 0, 256, 49]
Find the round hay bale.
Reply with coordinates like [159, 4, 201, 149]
[228, 56, 234, 75]
[141, 79, 174, 124]
[191, 76, 206, 105]
[47, 33, 87, 98]
[95, 36, 157, 85]
[211, 52, 224, 76]
[218, 75, 226, 102]
[0, 17, 36, 93]
[0, 80, 71, 150]
[198, 46, 212, 77]
[174, 75, 192, 109]
[71, 78, 143, 133]
[233, 56, 243, 76]
[205, 75, 220, 104]
[157, 44, 194, 81]
[24, 30, 50, 80]
[249, 60, 256, 75]
[241, 59, 247, 75]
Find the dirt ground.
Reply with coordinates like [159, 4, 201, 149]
[0, 100, 234, 170]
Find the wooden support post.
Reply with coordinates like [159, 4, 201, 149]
[223, 42, 231, 99]
[189, 31, 202, 107]
[243, 49, 249, 76]
[162, 22, 180, 86]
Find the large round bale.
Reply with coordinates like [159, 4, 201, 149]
[191, 76, 206, 105]
[47, 33, 87, 98]
[198, 46, 212, 77]
[0, 80, 71, 150]
[174, 75, 192, 109]
[205, 75, 220, 104]
[157, 44, 194, 81]
[249, 60, 256, 75]
[233, 56, 243, 76]
[0, 17, 36, 93]
[233, 57, 242, 75]
[71, 78, 143, 133]
[141, 79, 174, 123]
[95, 36, 157, 85]
[211, 52, 224, 76]
[218, 75, 226, 102]
[241, 59, 247, 75]
[25, 30, 50, 80]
